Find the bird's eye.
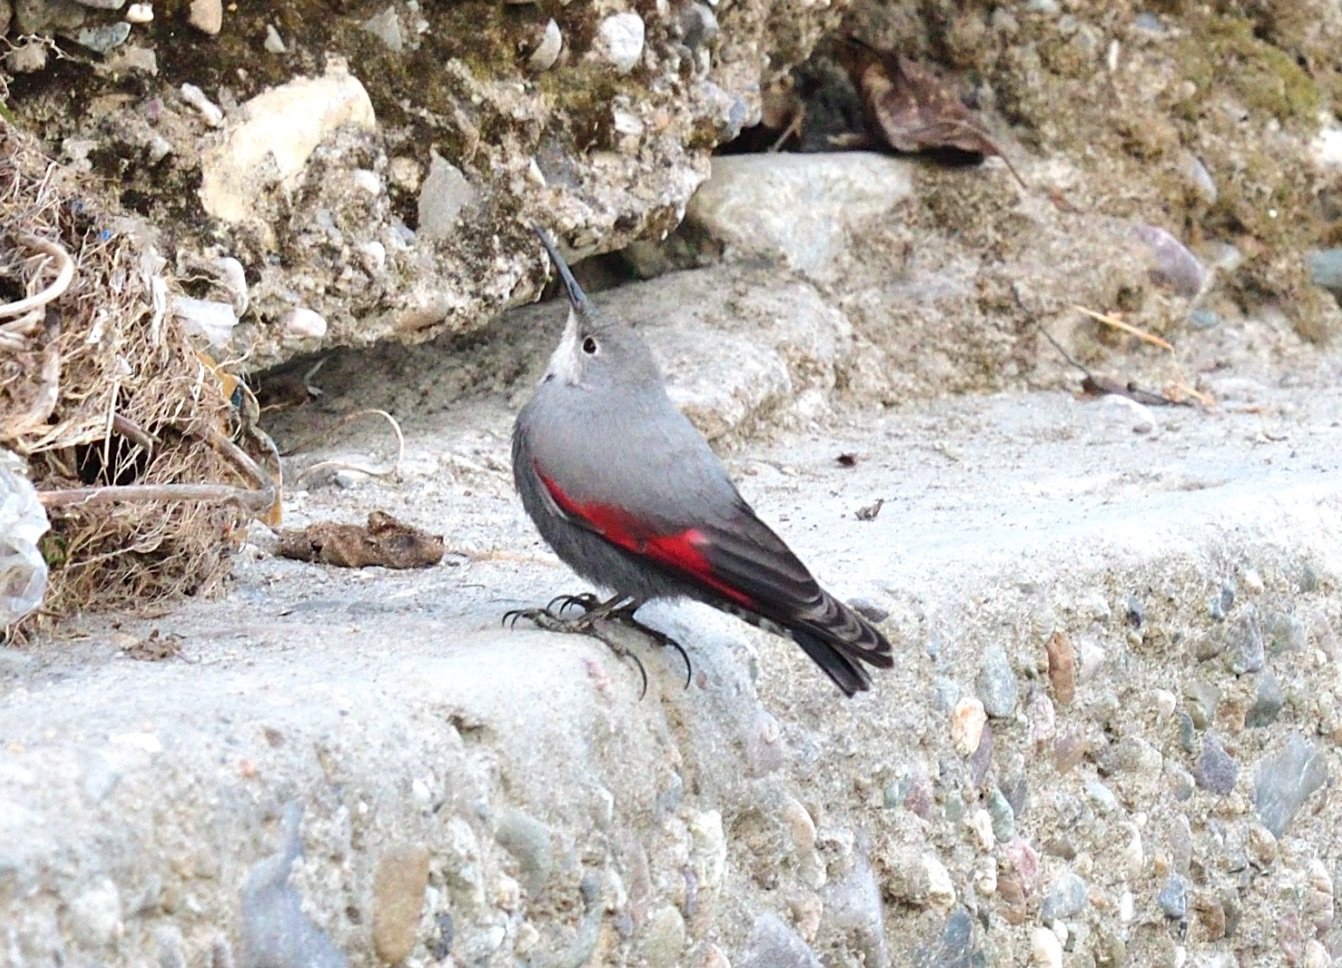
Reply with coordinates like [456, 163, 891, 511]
[581, 336, 599, 355]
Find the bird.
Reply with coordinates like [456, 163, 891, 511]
[507, 226, 893, 696]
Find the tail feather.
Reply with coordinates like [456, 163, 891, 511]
[723, 588, 891, 697]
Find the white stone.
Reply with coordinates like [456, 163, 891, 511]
[179, 83, 223, 127]
[172, 295, 236, 348]
[110, 732, 163, 754]
[281, 307, 328, 340]
[529, 18, 561, 71]
[124, 4, 153, 23]
[70, 879, 123, 947]
[263, 24, 285, 54]
[923, 855, 955, 907]
[188, 0, 221, 34]
[199, 63, 376, 223]
[363, 7, 403, 53]
[1312, 125, 1342, 170]
[417, 152, 477, 240]
[686, 153, 915, 275]
[596, 12, 644, 74]
[1031, 926, 1062, 968]
[950, 696, 987, 755]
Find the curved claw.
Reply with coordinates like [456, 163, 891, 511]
[627, 651, 649, 701]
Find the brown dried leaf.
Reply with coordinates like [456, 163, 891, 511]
[277, 511, 444, 569]
[838, 36, 1026, 188]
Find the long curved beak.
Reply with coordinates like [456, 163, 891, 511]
[531, 225, 592, 315]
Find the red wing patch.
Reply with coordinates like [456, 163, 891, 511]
[536, 466, 755, 607]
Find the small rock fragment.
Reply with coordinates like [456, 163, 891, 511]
[494, 809, 553, 892]
[1246, 672, 1285, 728]
[1134, 224, 1205, 297]
[172, 295, 236, 347]
[950, 697, 987, 755]
[976, 643, 1019, 718]
[1031, 927, 1062, 968]
[417, 152, 477, 240]
[372, 844, 430, 963]
[263, 24, 286, 53]
[281, 307, 327, 340]
[189, 0, 222, 34]
[1194, 734, 1238, 795]
[596, 12, 644, 74]
[528, 18, 562, 71]
[737, 913, 821, 968]
[1045, 631, 1076, 705]
[1158, 875, 1188, 919]
[1227, 613, 1265, 674]
[1039, 871, 1086, 922]
[76, 21, 132, 53]
[180, 82, 224, 127]
[1254, 733, 1329, 837]
[198, 64, 377, 223]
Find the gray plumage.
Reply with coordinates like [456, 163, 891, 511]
[511, 227, 893, 695]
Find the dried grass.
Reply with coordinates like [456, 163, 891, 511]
[0, 122, 272, 624]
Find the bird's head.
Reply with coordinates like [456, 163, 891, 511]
[531, 226, 664, 394]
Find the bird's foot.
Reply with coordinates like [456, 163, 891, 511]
[504, 597, 650, 697]
[545, 591, 606, 617]
[607, 603, 693, 689]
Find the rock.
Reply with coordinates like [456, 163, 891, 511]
[821, 852, 886, 967]
[1045, 631, 1076, 705]
[1183, 679, 1220, 729]
[1134, 224, 1205, 297]
[950, 697, 987, 756]
[417, 152, 477, 240]
[976, 643, 1020, 718]
[188, 0, 221, 34]
[1227, 612, 1265, 675]
[684, 153, 915, 275]
[69, 878, 123, 948]
[281, 307, 327, 340]
[1040, 871, 1087, 922]
[1307, 249, 1342, 293]
[595, 12, 645, 74]
[528, 18, 563, 72]
[737, 913, 821, 968]
[1246, 672, 1285, 727]
[1254, 733, 1330, 837]
[1158, 875, 1188, 919]
[240, 804, 346, 968]
[198, 62, 377, 224]
[172, 295, 237, 348]
[638, 905, 686, 968]
[916, 907, 978, 968]
[1194, 734, 1238, 795]
[987, 786, 1016, 843]
[1263, 611, 1307, 654]
[74, 21, 130, 53]
[1031, 927, 1063, 968]
[494, 808, 553, 893]
[372, 844, 429, 963]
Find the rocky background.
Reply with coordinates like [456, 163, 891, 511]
[5, 0, 1342, 966]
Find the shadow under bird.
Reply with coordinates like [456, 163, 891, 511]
[508, 227, 893, 696]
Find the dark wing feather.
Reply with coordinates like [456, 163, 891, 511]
[691, 501, 894, 692]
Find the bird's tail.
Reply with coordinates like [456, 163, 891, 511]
[724, 590, 892, 697]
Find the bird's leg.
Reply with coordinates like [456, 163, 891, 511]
[606, 601, 693, 689]
[504, 594, 650, 696]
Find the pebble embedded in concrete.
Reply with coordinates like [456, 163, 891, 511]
[595, 12, 645, 74]
[372, 844, 429, 963]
